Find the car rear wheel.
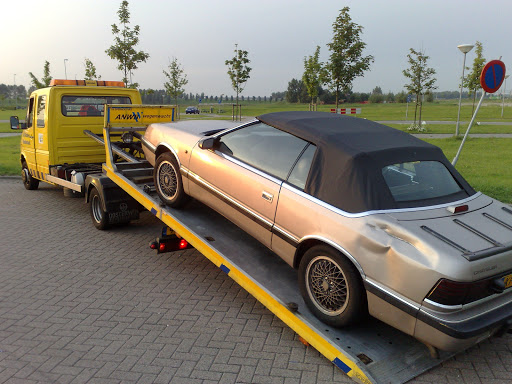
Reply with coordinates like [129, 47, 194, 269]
[154, 152, 189, 208]
[299, 245, 367, 327]
[21, 161, 39, 190]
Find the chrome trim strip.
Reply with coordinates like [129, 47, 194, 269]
[423, 298, 463, 311]
[141, 136, 156, 154]
[272, 225, 300, 247]
[419, 295, 512, 325]
[209, 119, 259, 138]
[187, 169, 274, 231]
[281, 183, 483, 218]
[365, 278, 420, 313]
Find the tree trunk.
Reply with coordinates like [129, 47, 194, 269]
[472, 92, 477, 115]
[413, 95, 419, 125]
[335, 84, 339, 108]
[418, 97, 423, 126]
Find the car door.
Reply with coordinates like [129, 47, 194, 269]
[188, 122, 310, 248]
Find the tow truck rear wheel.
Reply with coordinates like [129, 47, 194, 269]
[21, 161, 39, 190]
[154, 152, 189, 208]
[298, 245, 367, 327]
[89, 187, 110, 230]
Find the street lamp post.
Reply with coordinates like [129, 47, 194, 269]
[502, 75, 509, 118]
[64, 59, 68, 79]
[455, 44, 474, 136]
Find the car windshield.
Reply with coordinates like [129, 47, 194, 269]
[382, 161, 463, 203]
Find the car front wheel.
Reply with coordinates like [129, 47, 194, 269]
[298, 245, 367, 327]
[154, 152, 189, 208]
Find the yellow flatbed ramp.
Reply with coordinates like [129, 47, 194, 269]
[98, 113, 454, 384]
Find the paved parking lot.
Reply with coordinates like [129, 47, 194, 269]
[1, 177, 512, 384]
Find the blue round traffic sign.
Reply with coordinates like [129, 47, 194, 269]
[480, 60, 506, 93]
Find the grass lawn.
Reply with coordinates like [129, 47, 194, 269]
[426, 137, 512, 204]
[0, 136, 20, 176]
[0, 109, 25, 120]
[386, 123, 512, 135]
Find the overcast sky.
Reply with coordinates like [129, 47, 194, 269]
[2, 0, 510, 96]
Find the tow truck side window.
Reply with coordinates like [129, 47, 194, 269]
[61, 95, 131, 117]
[36, 95, 47, 127]
[26, 97, 35, 128]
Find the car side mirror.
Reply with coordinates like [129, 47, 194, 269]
[10, 116, 26, 130]
[198, 137, 218, 150]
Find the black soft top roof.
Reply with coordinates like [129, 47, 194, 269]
[258, 111, 475, 213]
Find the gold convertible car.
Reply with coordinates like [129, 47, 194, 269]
[141, 111, 512, 353]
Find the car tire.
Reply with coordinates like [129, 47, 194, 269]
[89, 187, 110, 230]
[298, 245, 367, 327]
[21, 161, 39, 190]
[154, 152, 189, 208]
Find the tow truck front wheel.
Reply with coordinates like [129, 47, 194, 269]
[89, 188, 110, 230]
[298, 245, 367, 327]
[154, 152, 189, 208]
[21, 161, 39, 190]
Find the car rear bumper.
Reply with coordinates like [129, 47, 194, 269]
[366, 280, 512, 351]
[415, 295, 512, 351]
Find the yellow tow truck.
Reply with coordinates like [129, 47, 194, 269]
[11, 79, 174, 228]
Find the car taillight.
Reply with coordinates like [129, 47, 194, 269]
[427, 278, 494, 306]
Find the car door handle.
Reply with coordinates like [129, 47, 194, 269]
[261, 191, 274, 203]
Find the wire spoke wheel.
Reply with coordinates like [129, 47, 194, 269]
[157, 161, 178, 200]
[306, 256, 349, 316]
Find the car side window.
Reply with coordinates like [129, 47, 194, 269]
[26, 97, 35, 128]
[287, 144, 316, 190]
[218, 123, 309, 180]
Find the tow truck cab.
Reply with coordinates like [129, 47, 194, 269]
[10, 79, 142, 193]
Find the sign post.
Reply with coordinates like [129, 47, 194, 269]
[452, 60, 506, 166]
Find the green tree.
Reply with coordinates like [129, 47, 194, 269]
[302, 46, 325, 104]
[106, 0, 149, 88]
[463, 41, 485, 113]
[28, 61, 52, 89]
[324, 7, 374, 107]
[84, 58, 101, 80]
[225, 44, 252, 110]
[163, 57, 188, 107]
[286, 78, 308, 103]
[403, 48, 437, 129]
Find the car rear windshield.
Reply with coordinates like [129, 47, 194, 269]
[61, 95, 132, 117]
[382, 161, 464, 203]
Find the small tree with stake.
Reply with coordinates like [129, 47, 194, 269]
[302, 46, 325, 109]
[163, 58, 188, 115]
[324, 7, 373, 108]
[105, 0, 149, 88]
[225, 44, 251, 121]
[403, 48, 437, 131]
[463, 41, 486, 114]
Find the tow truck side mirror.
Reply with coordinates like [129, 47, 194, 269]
[198, 137, 218, 150]
[10, 116, 26, 130]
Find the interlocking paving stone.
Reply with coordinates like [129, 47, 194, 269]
[1, 177, 512, 383]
